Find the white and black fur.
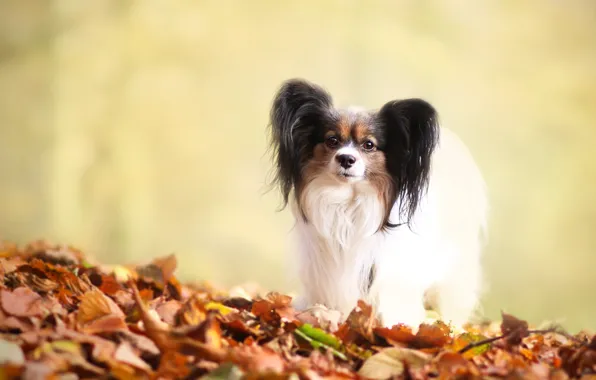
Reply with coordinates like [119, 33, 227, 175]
[268, 78, 488, 328]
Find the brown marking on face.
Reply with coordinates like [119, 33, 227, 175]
[295, 142, 334, 219]
[336, 116, 352, 142]
[296, 113, 395, 229]
[351, 122, 377, 146]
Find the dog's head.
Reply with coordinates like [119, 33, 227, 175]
[268, 78, 439, 228]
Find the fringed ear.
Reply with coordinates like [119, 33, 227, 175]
[268, 79, 334, 208]
[377, 98, 439, 225]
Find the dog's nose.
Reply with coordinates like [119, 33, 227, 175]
[336, 154, 356, 169]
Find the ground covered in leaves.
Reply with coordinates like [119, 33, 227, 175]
[0, 242, 595, 379]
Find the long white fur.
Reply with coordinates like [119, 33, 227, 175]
[290, 127, 488, 328]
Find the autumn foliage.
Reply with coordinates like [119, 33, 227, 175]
[0, 241, 595, 379]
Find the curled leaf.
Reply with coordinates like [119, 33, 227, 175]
[358, 347, 431, 379]
[501, 311, 529, 345]
[296, 323, 341, 350]
[77, 288, 125, 326]
[294, 327, 347, 361]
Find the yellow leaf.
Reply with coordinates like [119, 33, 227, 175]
[448, 333, 491, 359]
[205, 302, 235, 316]
[32, 340, 82, 360]
[114, 265, 133, 283]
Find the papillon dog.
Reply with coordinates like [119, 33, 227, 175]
[268, 79, 488, 329]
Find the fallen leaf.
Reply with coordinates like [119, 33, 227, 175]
[156, 350, 190, 378]
[0, 339, 25, 365]
[136, 254, 178, 288]
[228, 345, 286, 373]
[449, 332, 491, 358]
[186, 313, 223, 349]
[202, 362, 244, 380]
[151, 254, 178, 284]
[113, 265, 134, 283]
[80, 313, 128, 334]
[155, 299, 182, 325]
[1, 287, 43, 317]
[412, 321, 452, 348]
[294, 325, 347, 361]
[435, 351, 480, 378]
[32, 340, 82, 360]
[297, 304, 342, 331]
[375, 324, 416, 346]
[501, 311, 530, 345]
[296, 323, 342, 350]
[88, 272, 122, 295]
[177, 295, 208, 326]
[114, 341, 153, 371]
[205, 301, 236, 316]
[358, 347, 431, 379]
[2, 239, 593, 379]
[336, 300, 378, 344]
[77, 287, 125, 326]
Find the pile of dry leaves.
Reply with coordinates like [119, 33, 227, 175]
[0, 241, 595, 379]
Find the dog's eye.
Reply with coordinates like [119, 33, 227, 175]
[362, 140, 375, 151]
[325, 136, 339, 148]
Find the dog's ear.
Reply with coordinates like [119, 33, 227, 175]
[378, 98, 439, 225]
[269, 79, 334, 207]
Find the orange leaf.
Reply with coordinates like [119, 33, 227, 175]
[412, 321, 451, 348]
[374, 324, 416, 346]
[77, 288, 125, 326]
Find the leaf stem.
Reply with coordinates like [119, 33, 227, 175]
[457, 327, 559, 355]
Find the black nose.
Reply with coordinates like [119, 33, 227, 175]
[336, 154, 356, 169]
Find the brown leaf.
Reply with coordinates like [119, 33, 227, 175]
[77, 288, 125, 326]
[114, 341, 153, 371]
[336, 300, 379, 344]
[228, 345, 286, 373]
[136, 254, 178, 289]
[156, 350, 190, 378]
[221, 315, 264, 339]
[0, 307, 35, 332]
[80, 314, 128, 334]
[152, 254, 178, 284]
[435, 351, 480, 378]
[411, 321, 451, 348]
[251, 299, 280, 325]
[501, 311, 529, 345]
[155, 299, 182, 326]
[121, 330, 161, 356]
[1, 287, 44, 317]
[88, 272, 122, 296]
[177, 295, 208, 326]
[375, 324, 417, 346]
[266, 292, 292, 309]
[186, 313, 223, 349]
[359, 347, 431, 379]
[24, 241, 84, 266]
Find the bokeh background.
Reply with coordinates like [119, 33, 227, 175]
[1, 0, 595, 332]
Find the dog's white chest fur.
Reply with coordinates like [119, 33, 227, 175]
[291, 179, 381, 316]
[290, 129, 487, 329]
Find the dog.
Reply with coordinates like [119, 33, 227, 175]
[268, 78, 488, 329]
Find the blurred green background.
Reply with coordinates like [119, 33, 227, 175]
[1, 0, 595, 332]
